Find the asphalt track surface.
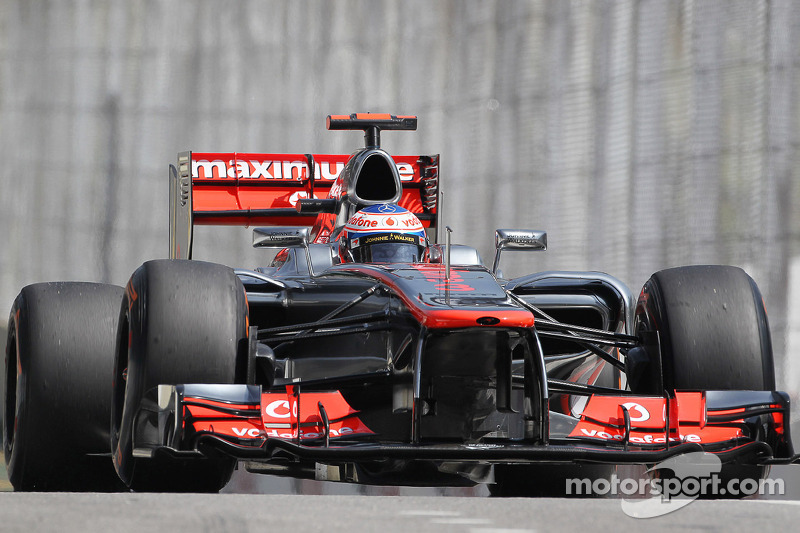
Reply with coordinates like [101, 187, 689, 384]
[1, 455, 799, 531]
[1, 464, 799, 532]
[0, 491, 799, 533]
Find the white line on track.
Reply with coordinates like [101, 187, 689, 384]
[398, 510, 461, 516]
[469, 529, 536, 533]
[430, 518, 492, 525]
[398, 509, 537, 531]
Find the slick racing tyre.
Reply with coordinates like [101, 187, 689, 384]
[634, 265, 774, 493]
[111, 260, 248, 492]
[4, 282, 126, 491]
[634, 265, 774, 392]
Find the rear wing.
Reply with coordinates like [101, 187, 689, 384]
[169, 151, 439, 259]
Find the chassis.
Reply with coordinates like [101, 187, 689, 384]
[4, 114, 798, 493]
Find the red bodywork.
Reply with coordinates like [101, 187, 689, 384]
[569, 393, 748, 445]
[188, 152, 435, 228]
[180, 388, 784, 451]
[186, 390, 374, 443]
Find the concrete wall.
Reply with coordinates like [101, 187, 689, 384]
[1, 1, 799, 425]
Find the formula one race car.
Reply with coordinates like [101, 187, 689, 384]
[4, 114, 798, 493]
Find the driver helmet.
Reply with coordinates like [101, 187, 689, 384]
[340, 204, 427, 263]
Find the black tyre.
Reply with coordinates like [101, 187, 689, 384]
[634, 265, 773, 492]
[635, 265, 774, 392]
[4, 282, 126, 491]
[111, 260, 248, 492]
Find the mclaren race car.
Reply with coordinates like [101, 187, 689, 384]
[4, 113, 798, 493]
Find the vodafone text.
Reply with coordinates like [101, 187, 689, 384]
[579, 428, 702, 444]
[231, 426, 356, 439]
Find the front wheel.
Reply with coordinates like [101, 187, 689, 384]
[634, 265, 774, 492]
[635, 265, 774, 392]
[4, 282, 126, 491]
[111, 260, 249, 492]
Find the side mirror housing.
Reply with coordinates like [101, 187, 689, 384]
[492, 229, 547, 274]
[253, 227, 310, 248]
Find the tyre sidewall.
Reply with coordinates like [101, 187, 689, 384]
[4, 283, 124, 491]
[112, 260, 248, 490]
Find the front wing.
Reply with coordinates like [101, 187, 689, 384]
[132, 384, 797, 475]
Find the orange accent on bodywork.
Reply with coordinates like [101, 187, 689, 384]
[771, 405, 785, 435]
[125, 282, 138, 306]
[707, 407, 746, 417]
[355, 113, 392, 120]
[332, 265, 535, 329]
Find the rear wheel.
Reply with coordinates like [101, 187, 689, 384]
[634, 265, 774, 493]
[4, 282, 126, 491]
[111, 260, 249, 492]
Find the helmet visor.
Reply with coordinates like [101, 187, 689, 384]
[359, 242, 424, 263]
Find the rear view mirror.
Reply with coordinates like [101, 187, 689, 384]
[495, 229, 547, 251]
[493, 229, 547, 274]
[253, 227, 310, 248]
